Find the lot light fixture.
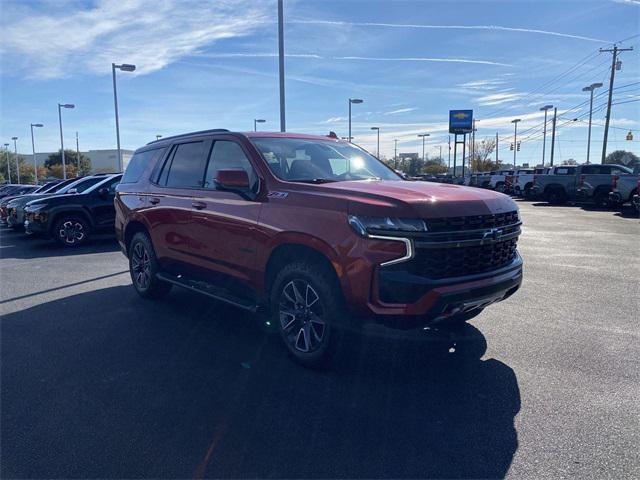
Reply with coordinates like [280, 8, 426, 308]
[112, 63, 136, 173]
[254, 119, 266, 131]
[371, 127, 380, 158]
[348, 98, 364, 143]
[418, 133, 430, 162]
[30, 123, 43, 184]
[58, 103, 75, 180]
[581, 83, 603, 164]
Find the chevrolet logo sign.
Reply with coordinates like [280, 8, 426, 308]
[452, 112, 469, 119]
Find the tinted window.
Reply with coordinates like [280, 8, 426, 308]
[205, 140, 257, 189]
[122, 148, 165, 183]
[50, 178, 79, 192]
[61, 177, 105, 193]
[163, 141, 208, 188]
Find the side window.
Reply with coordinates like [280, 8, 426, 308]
[611, 167, 627, 175]
[122, 148, 165, 183]
[163, 141, 208, 188]
[105, 176, 121, 194]
[205, 140, 257, 190]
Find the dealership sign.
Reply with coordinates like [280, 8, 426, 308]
[449, 110, 473, 134]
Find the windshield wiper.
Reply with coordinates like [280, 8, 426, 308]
[289, 178, 338, 184]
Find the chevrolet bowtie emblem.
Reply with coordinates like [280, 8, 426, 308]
[452, 112, 469, 119]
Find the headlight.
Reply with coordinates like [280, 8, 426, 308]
[348, 215, 427, 236]
[26, 203, 48, 212]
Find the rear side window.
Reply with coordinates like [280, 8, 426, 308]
[122, 148, 165, 183]
[160, 141, 208, 188]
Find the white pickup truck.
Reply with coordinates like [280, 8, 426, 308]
[487, 170, 515, 192]
[513, 167, 549, 198]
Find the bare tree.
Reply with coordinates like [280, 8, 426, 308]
[467, 138, 497, 172]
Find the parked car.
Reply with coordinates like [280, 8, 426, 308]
[609, 175, 640, 212]
[505, 169, 533, 195]
[0, 185, 47, 224]
[115, 130, 523, 367]
[574, 164, 633, 207]
[486, 170, 515, 192]
[24, 174, 122, 246]
[0, 184, 36, 199]
[5, 176, 108, 230]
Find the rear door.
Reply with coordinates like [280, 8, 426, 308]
[145, 138, 212, 272]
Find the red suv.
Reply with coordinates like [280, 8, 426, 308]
[115, 129, 522, 367]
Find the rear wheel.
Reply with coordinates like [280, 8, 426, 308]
[270, 261, 348, 368]
[129, 232, 172, 299]
[546, 188, 567, 205]
[593, 191, 611, 209]
[53, 215, 90, 247]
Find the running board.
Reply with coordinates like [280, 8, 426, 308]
[156, 272, 259, 312]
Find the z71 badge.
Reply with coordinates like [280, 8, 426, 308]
[267, 191, 289, 199]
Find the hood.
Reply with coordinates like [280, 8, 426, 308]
[308, 180, 517, 218]
[27, 193, 82, 207]
[7, 192, 67, 208]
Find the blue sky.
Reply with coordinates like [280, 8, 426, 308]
[1, 0, 639, 166]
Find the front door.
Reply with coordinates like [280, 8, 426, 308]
[189, 138, 263, 290]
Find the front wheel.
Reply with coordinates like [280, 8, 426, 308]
[593, 191, 611, 209]
[270, 261, 348, 368]
[53, 215, 90, 247]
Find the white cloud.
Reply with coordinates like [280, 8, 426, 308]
[384, 107, 418, 115]
[457, 79, 508, 91]
[0, 0, 271, 79]
[323, 116, 347, 123]
[335, 56, 513, 67]
[291, 20, 610, 43]
[477, 92, 526, 106]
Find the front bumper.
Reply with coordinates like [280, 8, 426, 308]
[24, 213, 48, 236]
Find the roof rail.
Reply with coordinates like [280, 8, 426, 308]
[146, 128, 230, 145]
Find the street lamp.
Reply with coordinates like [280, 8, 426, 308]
[511, 118, 521, 167]
[370, 127, 380, 158]
[394, 139, 399, 169]
[539, 105, 553, 166]
[348, 98, 363, 143]
[254, 119, 266, 131]
[156, 135, 162, 141]
[58, 103, 75, 179]
[30, 123, 43, 185]
[3, 144, 10, 183]
[582, 83, 603, 164]
[11, 137, 19, 183]
[112, 63, 136, 173]
[417, 133, 430, 162]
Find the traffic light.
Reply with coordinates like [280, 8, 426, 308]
[517, 141, 521, 151]
[510, 143, 514, 151]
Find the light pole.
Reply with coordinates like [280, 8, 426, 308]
[370, 127, 380, 157]
[417, 133, 430, 162]
[278, 0, 286, 132]
[394, 139, 398, 169]
[539, 105, 553, 167]
[30, 123, 43, 185]
[348, 98, 363, 143]
[11, 137, 19, 183]
[3, 144, 10, 183]
[254, 119, 266, 131]
[112, 63, 136, 173]
[511, 118, 521, 167]
[58, 103, 75, 179]
[156, 135, 162, 141]
[76, 131, 81, 176]
[582, 83, 603, 164]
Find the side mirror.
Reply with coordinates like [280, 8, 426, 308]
[214, 169, 255, 200]
[98, 187, 109, 198]
[67, 188, 78, 194]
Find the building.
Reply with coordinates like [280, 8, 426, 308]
[25, 149, 134, 173]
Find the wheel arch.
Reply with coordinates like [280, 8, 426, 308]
[123, 220, 150, 256]
[48, 207, 93, 236]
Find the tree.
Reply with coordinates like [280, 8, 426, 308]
[605, 150, 640, 168]
[561, 159, 578, 165]
[467, 138, 498, 172]
[423, 158, 448, 174]
[45, 150, 91, 176]
[403, 157, 425, 176]
[47, 163, 79, 179]
[0, 151, 25, 183]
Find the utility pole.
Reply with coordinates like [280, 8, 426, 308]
[448, 135, 451, 171]
[549, 107, 557, 166]
[511, 119, 521, 167]
[471, 119, 476, 170]
[3, 145, 10, 183]
[599, 45, 633, 164]
[11, 137, 19, 184]
[495, 131, 499, 166]
[278, 0, 286, 132]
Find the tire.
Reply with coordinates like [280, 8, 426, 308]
[53, 215, 91, 247]
[546, 188, 567, 205]
[593, 191, 611, 209]
[128, 232, 172, 299]
[270, 260, 348, 369]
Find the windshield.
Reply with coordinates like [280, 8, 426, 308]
[251, 137, 400, 183]
[60, 176, 105, 193]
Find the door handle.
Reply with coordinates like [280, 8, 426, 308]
[149, 197, 160, 205]
[192, 201, 206, 210]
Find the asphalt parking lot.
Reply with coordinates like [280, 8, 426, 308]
[1, 201, 639, 479]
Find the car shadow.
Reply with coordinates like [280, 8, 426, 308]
[0, 226, 119, 259]
[1, 285, 520, 479]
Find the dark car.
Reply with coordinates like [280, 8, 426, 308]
[24, 174, 122, 246]
[115, 129, 522, 367]
[0, 184, 46, 224]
